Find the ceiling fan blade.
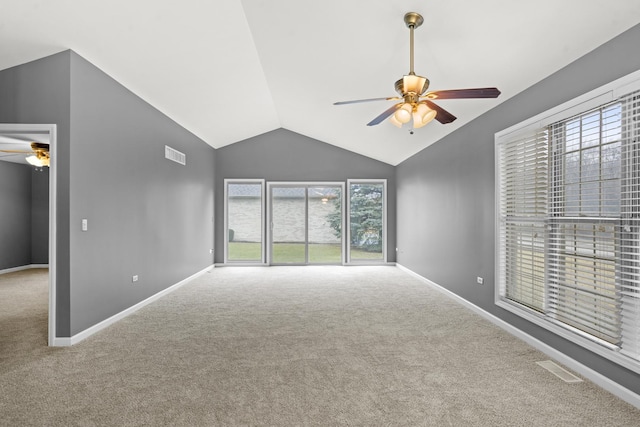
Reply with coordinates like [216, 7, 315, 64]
[424, 87, 501, 100]
[366, 103, 403, 126]
[0, 149, 31, 153]
[424, 100, 457, 124]
[334, 96, 401, 105]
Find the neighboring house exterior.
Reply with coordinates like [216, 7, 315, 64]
[228, 185, 341, 244]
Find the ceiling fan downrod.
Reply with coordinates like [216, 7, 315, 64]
[404, 12, 424, 75]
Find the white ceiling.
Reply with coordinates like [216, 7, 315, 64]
[0, 1, 639, 165]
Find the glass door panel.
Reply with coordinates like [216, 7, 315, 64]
[271, 187, 306, 264]
[308, 187, 342, 264]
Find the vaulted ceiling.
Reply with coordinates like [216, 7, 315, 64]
[1, 1, 639, 165]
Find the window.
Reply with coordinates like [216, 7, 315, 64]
[224, 179, 265, 263]
[347, 180, 386, 263]
[224, 178, 386, 266]
[547, 104, 621, 344]
[496, 74, 640, 371]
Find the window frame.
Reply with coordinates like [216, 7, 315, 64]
[346, 179, 387, 264]
[495, 69, 640, 374]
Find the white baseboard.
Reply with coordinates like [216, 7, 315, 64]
[0, 264, 49, 275]
[395, 263, 640, 410]
[30, 264, 49, 269]
[52, 337, 71, 346]
[54, 265, 214, 347]
[216, 262, 268, 267]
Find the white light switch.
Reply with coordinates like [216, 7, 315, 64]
[82, 219, 88, 231]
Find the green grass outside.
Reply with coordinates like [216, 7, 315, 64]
[228, 241, 383, 263]
[228, 242, 263, 260]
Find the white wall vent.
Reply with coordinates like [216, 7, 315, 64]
[165, 145, 186, 165]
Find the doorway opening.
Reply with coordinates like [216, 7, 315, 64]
[0, 124, 57, 346]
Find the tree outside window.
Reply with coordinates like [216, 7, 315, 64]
[327, 182, 384, 258]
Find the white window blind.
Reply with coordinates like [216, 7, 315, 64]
[548, 103, 622, 345]
[620, 91, 640, 359]
[497, 87, 640, 366]
[498, 129, 548, 312]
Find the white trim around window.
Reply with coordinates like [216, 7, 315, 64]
[495, 69, 640, 374]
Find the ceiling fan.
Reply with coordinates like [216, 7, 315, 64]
[0, 142, 50, 167]
[334, 12, 501, 130]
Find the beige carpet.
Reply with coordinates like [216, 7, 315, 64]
[1, 266, 639, 426]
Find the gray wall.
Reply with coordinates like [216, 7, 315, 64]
[0, 162, 32, 269]
[31, 168, 49, 264]
[68, 52, 215, 335]
[396, 23, 640, 394]
[0, 52, 71, 334]
[214, 128, 396, 263]
[1, 50, 216, 337]
[0, 164, 49, 269]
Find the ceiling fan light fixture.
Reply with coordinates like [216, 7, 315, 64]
[390, 114, 403, 128]
[26, 155, 46, 167]
[412, 103, 437, 128]
[25, 147, 50, 167]
[394, 103, 413, 124]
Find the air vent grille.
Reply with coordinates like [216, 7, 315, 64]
[165, 145, 186, 165]
[536, 361, 583, 383]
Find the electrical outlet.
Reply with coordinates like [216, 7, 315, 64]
[477, 276, 484, 285]
[132, 275, 139, 283]
[209, 249, 213, 254]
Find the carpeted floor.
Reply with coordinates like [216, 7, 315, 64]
[1, 266, 639, 426]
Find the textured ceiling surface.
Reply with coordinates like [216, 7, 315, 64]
[1, 1, 639, 165]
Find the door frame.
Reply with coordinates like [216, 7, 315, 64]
[266, 181, 345, 265]
[0, 123, 57, 346]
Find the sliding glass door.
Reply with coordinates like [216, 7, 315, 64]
[268, 183, 343, 265]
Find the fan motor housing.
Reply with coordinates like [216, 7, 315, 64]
[394, 77, 430, 98]
[30, 142, 49, 151]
